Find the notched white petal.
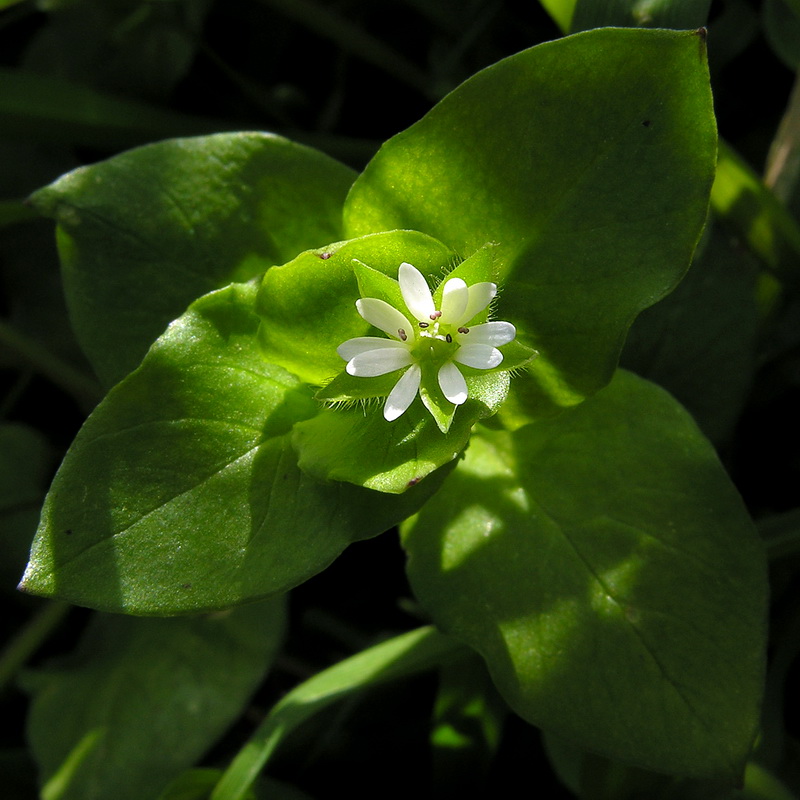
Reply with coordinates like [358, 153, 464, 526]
[461, 282, 497, 324]
[384, 363, 421, 421]
[338, 336, 408, 361]
[440, 278, 468, 324]
[464, 321, 516, 347]
[347, 347, 414, 377]
[438, 361, 468, 405]
[399, 262, 435, 322]
[454, 343, 503, 370]
[357, 298, 415, 341]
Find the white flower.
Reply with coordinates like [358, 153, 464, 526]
[337, 262, 516, 421]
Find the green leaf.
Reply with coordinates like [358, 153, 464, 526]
[210, 626, 462, 800]
[26, 599, 285, 800]
[569, 0, 712, 32]
[344, 28, 717, 416]
[621, 224, 760, 444]
[292, 372, 507, 494]
[402, 370, 767, 778]
[29, 132, 356, 387]
[538, 0, 576, 32]
[255, 230, 455, 386]
[19, 283, 440, 613]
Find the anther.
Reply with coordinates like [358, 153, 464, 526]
[419, 322, 429, 328]
[430, 311, 442, 320]
[446, 333, 453, 343]
[458, 326, 469, 334]
[398, 328, 408, 342]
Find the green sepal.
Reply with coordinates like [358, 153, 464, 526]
[352, 259, 407, 312]
[431, 243, 501, 323]
[315, 370, 401, 403]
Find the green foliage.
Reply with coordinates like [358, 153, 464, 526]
[345, 27, 716, 416]
[1, 2, 794, 798]
[24, 599, 285, 800]
[29, 133, 355, 386]
[402, 370, 766, 777]
[20, 282, 443, 613]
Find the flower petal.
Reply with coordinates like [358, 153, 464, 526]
[357, 298, 414, 342]
[461, 282, 497, 324]
[384, 363, 421, 421]
[440, 278, 469, 324]
[453, 343, 503, 370]
[337, 336, 408, 361]
[347, 347, 414, 377]
[399, 262, 436, 322]
[461, 321, 516, 347]
[438, 361, 468, 405]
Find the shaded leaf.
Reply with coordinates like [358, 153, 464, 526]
[403, 370, 767, 777]
[30, 132, 355, 386]
[621, 224, 760, 444]
[210, 626, 461, 800]
[26, 599, 285, 800]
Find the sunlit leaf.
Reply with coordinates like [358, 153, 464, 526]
[403, 370, 767, 777]
[345, 28, 716, 416]
[20, 283, 440, 613]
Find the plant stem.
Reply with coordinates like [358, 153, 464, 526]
[0, 319, 101, 407]
[0, 601, 70, 692]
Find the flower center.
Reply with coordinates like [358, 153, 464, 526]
[409, 322, 461, 365]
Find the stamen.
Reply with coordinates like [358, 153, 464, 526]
[398, 328, 408, 342]
[419, 322, 429, 328]
[458, 326, 469, 334]
[446, 333, 453, 343]
[430, 310, 442, 320]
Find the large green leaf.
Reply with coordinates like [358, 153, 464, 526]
[29, 132, 356, 387]
[19, 282, 442, 614]
[344, 28, 716, 415]
[402, 370, 767, 777]
[25, 598, 285, 800]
